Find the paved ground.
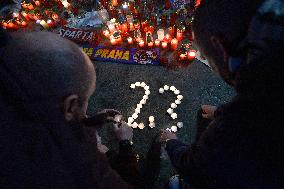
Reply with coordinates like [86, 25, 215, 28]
[87, 60, 235, 188]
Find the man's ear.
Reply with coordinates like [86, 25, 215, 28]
[63, 94, 80, 121]
[210, 36, 229, 63]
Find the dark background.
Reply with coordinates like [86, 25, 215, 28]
[87, 60, 235, 188]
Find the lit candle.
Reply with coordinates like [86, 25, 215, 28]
[34, 0, 40, 6]
[40, 20, 49, 29]
[47, 19, 53, 27]
[107, 20, 116, 33]
[171, 38, 178, 51]
[157, 29, 165, 41]
[149, 116, 155, 123]
[112, 0, 118, 6]
[155, 39, 160, 47]
[61, 0, 70, 8]
[180, 53, 187, 60]
[127, 37, 133, 44]
[52, 13, 59, 20]
[165, 34, 171, 41]
[21, 11, 29, 20]
[187, 50, 197, 61]
[122, 2, 129, 11]
[119, 23, 128, 34]
[161, 41, 168, 49]
[139, 40, 145, 48]
[103, 29, 110, 38]
[110, 36, 117, 45]
[148, 42, 154, 48]
[177, 26, 185, 41]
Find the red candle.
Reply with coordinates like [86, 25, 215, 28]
[21, 21, 27, 27]
[176, 31, 184, 41]
[171, 38, 178, 51]
[162, 41, 168, 49]
[110, 38, 117, 45]
[139, 40, 145, 48]
[103, 29, 110, 38]
[187, 50, 197, 61]
[180, 54, 187, 60]
[148, 42, 154, 48]
[47, 19, 53, 27]
[119, 23, 128, 34]
[127, 37, 133, 44]
[112, 0, 118, 6]
[155, 39, 160, 47]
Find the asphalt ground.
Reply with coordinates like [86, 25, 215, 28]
[87, 60, 235, 188]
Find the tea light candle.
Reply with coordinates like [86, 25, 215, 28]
[159, 88, 165, 94]
[171, 103, 177, 109]
[145, 90, 150, 95]
[149, 116, 155, 123]
[175, 99, 181, 105]
[140, 99, 146, 104]
[137, 104, 143, 109]
[166, 128, 172, 132]
[144, 86, 150, 90]
[139, 40, 145, 48]
[132, 113, 138, 119]
[171, 113, 177, 119]
[171, 38, 178, 51]
[132, 122, 138, 128]
[177, 95, 183, 100]
[155, 39, 160, 47]
[135, 82, 141, 86]
[177, 122, 183, 128]
[162, 41, 168, 49]
[188, 50, 197, 61]
[149, 123, 155, 128]
[143, 95, 148, 100]
[167, 108, 174, 115]
[157, 29, 165, 40]
[127, 37, 133, 44]
[174, 90, 180, 95]
[128, 117, 134, 124]
[138, 123, 145, 129]
[170, 86, 176, 91]
[135, 108, 141, 114]
[171, 126, 178, 132]
[130, 84, 135, 89]
[141, 82, 146, 87]
[164, 85, 170, 90]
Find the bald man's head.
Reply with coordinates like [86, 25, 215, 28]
[1, 32, 96, 121]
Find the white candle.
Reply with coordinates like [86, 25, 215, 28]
[166, 128, 172, 132]
[167, 108, 174, 115]
[157, 29, 165, 41]
[127, 37, 133, 44]
[175, 99, 181, 104]
[128, 117, 134, 124]
[149, 116, 155, 123]
[177, 122, 183, 128]
[130, 84, 135, 89]
[170, 86, 176, 91]
[132, 122, 138, 128]
[159, 88, 165, 94]
[135, 108, 141, 114]
[174, 90, 180, 95]
[149, 123, 155, 128]
[141, 82, 146, 87]
[132, 113, 138, 119]
[144, 85, 150, 90]
[137, 104, 143, 109]
[138, 123, 145, 129]
[145, 90, 150, 95]
[135, 82, 141, 86]
[143, 95, 148, 100]
[164, 85, 169, 90]
[140, 99, 146, 104]
[171, 113, 177, 119]
[171, 103, 177, 109]
[171, 126, 178, 132]
[177, 95, 183, 100]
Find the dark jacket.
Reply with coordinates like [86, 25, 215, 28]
[166, 49, 284, 188]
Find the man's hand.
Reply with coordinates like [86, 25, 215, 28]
[160, 129, 177, 143]
[114, 121, 133, 141]
[201, 105, 217, 120]
[97, 143, 109, 153]
[83, 109, 122, 127]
